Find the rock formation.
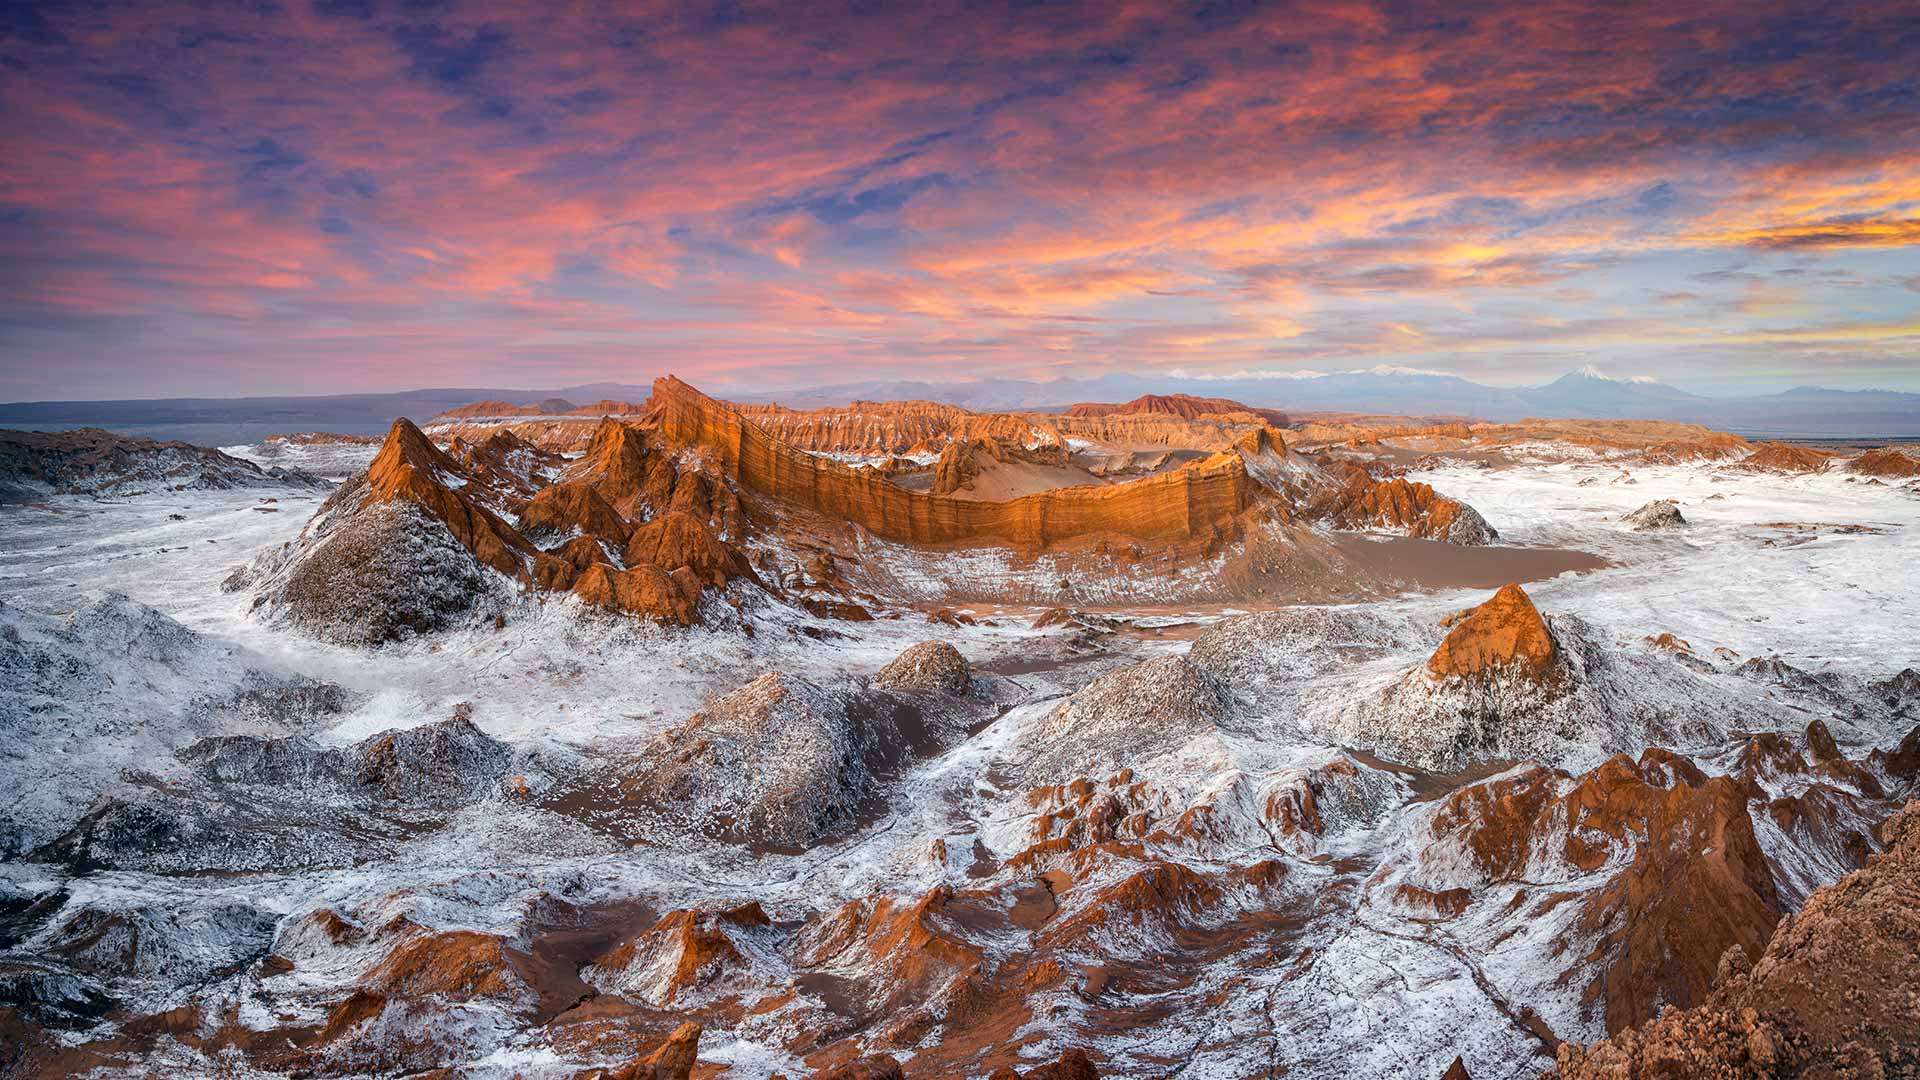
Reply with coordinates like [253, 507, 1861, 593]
[1728, 441, 1832, 474]
[609, 664, 976, 850]
[1845, 446, 1920, 478]
[0, 426, 326, 502]
[1426, 583, 1561, 683]
[231, 418, 534, 643]
[872, 641, 972, 696]
[1027, 655, 1232, 780]
[1621, 498, 1686, 530]
[1543, 799, 1920, 1079]
[1341, 584, 1748, 770]
[1311, 465, 1499, 544]
[737, 398, 1058, 457]
[648, 376, 1270, 548]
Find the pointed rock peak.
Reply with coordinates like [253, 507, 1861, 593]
[367, 416, 459, 492]
[1805, 718, 1843, 765]
[378, 416, 442, 462]
[648, 373, 720, 410]
[1427, 583, 1558, 680]
[1440, 1057, 1472, 1080]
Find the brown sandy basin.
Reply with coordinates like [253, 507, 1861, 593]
[1330, 533, 1605, 589]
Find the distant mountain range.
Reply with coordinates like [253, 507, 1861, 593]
[3, 366, 1916, 445]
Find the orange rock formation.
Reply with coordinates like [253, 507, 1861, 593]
[646, 376, 1269, 548]
[1729, 441, 1831, 474]
[1846, 446, 1920, 478]
[362, 418, 534, 576]
[1427, 583, 1559, 680]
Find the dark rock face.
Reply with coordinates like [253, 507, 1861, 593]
[33, 716, 511, 873]
[620, 671, 970, 851]
[1621, 498, 1686, 530]
[0, 427, 327, 502]
[1026, 655, 1231, 781]
[247, 498, 509, 645]
[872, 641, 972, 696]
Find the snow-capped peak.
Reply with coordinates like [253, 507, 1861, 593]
[1565, 364, 1661, 386]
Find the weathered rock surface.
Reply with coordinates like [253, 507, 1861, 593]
[232, 418, 535, 643]
[1728, 441, 1832, 474]
[651, 376, 1271, 548]
[1344, 585, 1741, 770]
[1027, 655, 1232, 780]
[35, 714, 511, 872]
[1845, 445, 1920, 478]
[1622, 498, 1686, 530]
[872, 641, 972, 696]
[0, 426, 326, 502]
[1543, 799, 1920, 1079]
[1315, 468, 1499, 544]
[1426, 583, 1561, 682]
[612, 670, 973, 850]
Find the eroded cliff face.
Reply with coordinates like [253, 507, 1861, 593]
[1043, 413, 1259, 453]
[1544, 799, 1920, 1079]
[737, 399, 1059, 457]
[646, 376, 1270, 549]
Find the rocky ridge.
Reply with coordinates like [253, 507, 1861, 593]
[0, 427, 327, 502]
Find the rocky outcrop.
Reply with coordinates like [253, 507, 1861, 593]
[35, 714, 511, 872]
[569, 561, 699, 625]
[623, 510, 752, 589]
[1728, 442, 1832, 474]
[237, 413, 766, 635]
[1622, 498, 1686, 530]
[585, 906, 779, 1007]
[1632, 431, 1752, 465]
[0, 426, 326, 502]
[1426, 583, 1561, 683]
[359, 419, 535, 575]
[1845, 446, 1920, 478]
[611, 1020, 701, 1080]
[1379, 752, 1782, 1037]
[620, 670, 973, 850]
[873, 641, 972, 696]
[1027, 655, 1232, 780]
[1344, 585, 1742, 770]
[232, 418, 534, 644]
[1543, 800, 1920, 1079]
[1315, 469, 1499, 544]
[517, 479, 629, 548]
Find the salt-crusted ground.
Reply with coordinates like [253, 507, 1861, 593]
[1, 455, 1915, 1078]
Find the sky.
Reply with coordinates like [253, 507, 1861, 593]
[1, 0, 1917, 401]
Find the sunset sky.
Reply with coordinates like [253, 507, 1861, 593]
[2, 1, 1917, 400]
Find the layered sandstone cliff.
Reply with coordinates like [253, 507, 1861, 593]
[737, 399, 1059, 457]
[646, 376, 1268, 548]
